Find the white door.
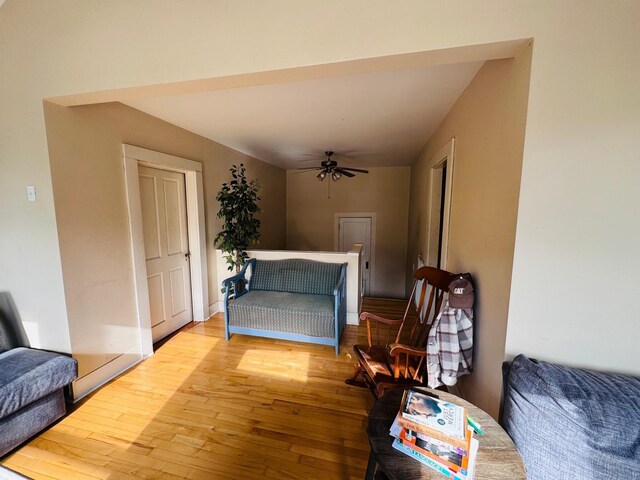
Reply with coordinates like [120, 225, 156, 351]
[138, 165, 193, 342]
[339, 217, 372, 296]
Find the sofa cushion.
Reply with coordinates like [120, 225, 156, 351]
[229, 290, 335, 337]
[0, 347, 77, 419]
[502, 354, 640, 480]
[250, 259, 342, 296]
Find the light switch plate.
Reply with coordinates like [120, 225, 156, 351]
[27, 185, 36, 202]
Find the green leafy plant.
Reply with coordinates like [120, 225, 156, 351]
[214, 164, 261, 272]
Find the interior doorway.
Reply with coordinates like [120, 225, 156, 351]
[138, 165, 193, 342]
[336, 214, 374, 296]
[123, 145, 209, 357]
[425, 139, 455, 270]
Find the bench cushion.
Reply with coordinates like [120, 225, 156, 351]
[229, 290, 335, 337]
[502, 354, 640, 480]
[0, 347, 77, 419]
[250, 259, 342, 296]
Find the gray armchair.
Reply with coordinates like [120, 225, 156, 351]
[0, 293, 77, 457]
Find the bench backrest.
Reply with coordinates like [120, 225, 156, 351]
[250, 259, 343, 296]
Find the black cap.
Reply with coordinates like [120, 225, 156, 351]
[449, 274, 474, 309]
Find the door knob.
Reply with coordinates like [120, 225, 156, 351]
[184, 252, 191, 261]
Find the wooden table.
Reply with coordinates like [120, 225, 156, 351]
[365, 388, 525, 479]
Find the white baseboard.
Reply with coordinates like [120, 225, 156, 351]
[347, 312, 359, 325]
[71, 349, 146, 401]
[208, 301, 224, 318]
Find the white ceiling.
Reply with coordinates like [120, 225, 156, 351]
[125, 61, 482, 170]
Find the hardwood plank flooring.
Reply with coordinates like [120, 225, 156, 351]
[2, 298, 410, 479]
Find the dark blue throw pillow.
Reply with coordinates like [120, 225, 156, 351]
[502, 354, 640, 480]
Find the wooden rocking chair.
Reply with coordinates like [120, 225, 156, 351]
[346, 266, 455, 398]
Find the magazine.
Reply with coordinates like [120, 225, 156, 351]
[392, 414, 473, 471]
[399, 426, 470, 468]
[392, 437, 479, 480]
[400, 388, 467, 439]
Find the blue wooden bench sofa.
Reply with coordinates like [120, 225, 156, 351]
[221, 258, 347, 354]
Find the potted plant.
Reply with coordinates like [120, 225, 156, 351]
[214, 163, 261, 273]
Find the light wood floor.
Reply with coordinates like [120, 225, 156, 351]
[2, 298, 409, 480]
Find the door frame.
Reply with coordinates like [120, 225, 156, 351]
[123, 144, 209, 357]
[425, 138, 455, 270]
[334, 212, 376, 297]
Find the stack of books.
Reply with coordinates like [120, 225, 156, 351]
[389, 388, 480, 479]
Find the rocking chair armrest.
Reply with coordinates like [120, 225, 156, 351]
[360, 312, 403, 326]
[388, 343, 427, 357]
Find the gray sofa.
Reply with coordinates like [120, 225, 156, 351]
[222, 258, 347, 354]
[501, 354, 640, 480]
[0, 293, 77, 457]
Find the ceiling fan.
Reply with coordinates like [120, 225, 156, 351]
[298, 151, 369, 181]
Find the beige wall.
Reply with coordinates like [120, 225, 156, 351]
[408, 46, 532, 417]
[287, 167, 410, 298]
[44, 101, 285, 377]
[1, 1, 639, 411]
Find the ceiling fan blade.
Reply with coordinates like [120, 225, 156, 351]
[296, 167, 323, 171]
[334, 168, 355, 178]
[339, 167, 369, 174]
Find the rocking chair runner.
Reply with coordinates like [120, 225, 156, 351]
[346, 266, 455, 398]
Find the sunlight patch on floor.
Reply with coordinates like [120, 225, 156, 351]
[76, 333, 220, 440]
[236, 349, 310, 382]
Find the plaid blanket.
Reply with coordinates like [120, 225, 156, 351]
[426, 299, 473, 388]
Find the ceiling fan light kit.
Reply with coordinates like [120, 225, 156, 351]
[300, 151, 369, 183]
